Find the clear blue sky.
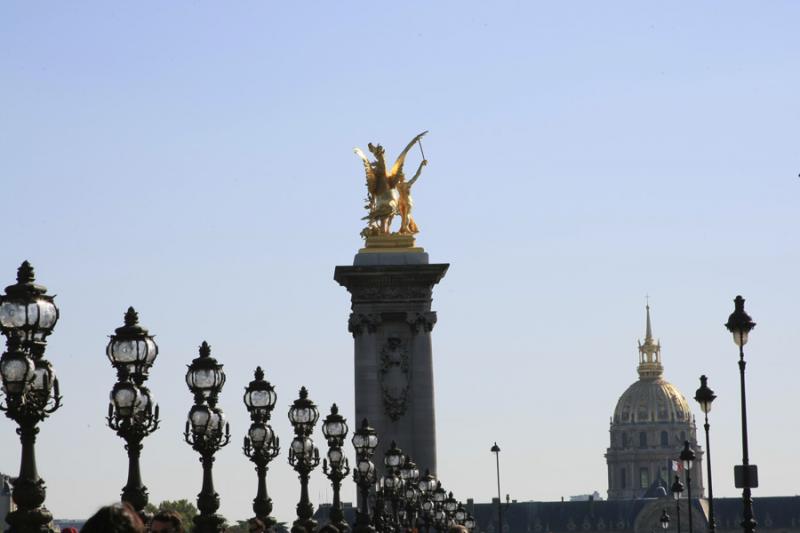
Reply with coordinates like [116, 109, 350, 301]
[1, 1, 799, 524]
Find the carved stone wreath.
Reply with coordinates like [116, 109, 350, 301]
[379, 337, 410, 421]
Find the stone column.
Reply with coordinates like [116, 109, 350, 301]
[335, 251, 448, 475]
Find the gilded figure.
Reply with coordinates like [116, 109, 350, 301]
[354, 131, 428, 238]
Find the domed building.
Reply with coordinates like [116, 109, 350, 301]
[606, 305, 704, 500]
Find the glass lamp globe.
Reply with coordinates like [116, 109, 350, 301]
[455, 504, 467, 524]
[189, 404, 213, 435]
[111, 381, 140, 418]
[680, 441, 695, 470]
[291, 436, 315, 460]
[432, 482, 446, 504]
[352, 418, 379, 457]
[419, 470, 437, 493]
[327, 447, 344, 468]
[444, 492, 458, 513]
[185, 342, 225, 401]
[322, 403, 349, 444]
[288, 387, 319, 434]
[0, 262, 59, 346]
[384, 441, 405, 470]
[0, 339, 35, 395]
[248, 422, 272, 450]
[401, 457, 420, 482]
[694, 375, 716, 415]
[725, 295, 755, 347]
[106, 307, 157, 380]
[464, 515, 476, 530]
[243, 366, 277, 418]
[660, 510, 670, 530]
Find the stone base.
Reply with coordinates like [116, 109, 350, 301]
[361, 233, 421, 252]
[353, 251, 429, 266]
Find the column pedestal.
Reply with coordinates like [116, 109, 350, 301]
[335, 250, 448, 475]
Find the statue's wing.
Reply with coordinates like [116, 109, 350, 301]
[354, 147, 377, 194]
[389, 130, 428, 179]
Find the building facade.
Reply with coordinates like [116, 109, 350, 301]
[606, 306, 704, 500]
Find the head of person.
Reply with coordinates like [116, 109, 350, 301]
[448, 526, 469, 533]
[80, 502, 144, 533]
[247, 517, 266, 533]
[149, 510, 185, 533]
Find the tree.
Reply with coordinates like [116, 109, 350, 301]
[144, 499, 198, 532]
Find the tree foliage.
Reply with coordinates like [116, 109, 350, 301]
[144, 499, 198, 532]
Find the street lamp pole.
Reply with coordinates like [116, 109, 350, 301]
[0, 261, 61, 533]
[184, 342, 231, 533]
[680, 441, 696, 533]
[491, 442, 503, 533]
[351, 418, 378, 533]
[242, 367, 280, 529]
[694, 375, 717, 533]
[725, 295, 758, 533]
[105, 307, 160, 520]
[321, 404, 350, 533]
[288, 387, 321, 533]
[671, 476, 684, 533]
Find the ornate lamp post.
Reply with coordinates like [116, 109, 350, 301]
[725, 295, 758, 533]
[352, 419, 378, 533]
[418, 470, 437, 533]
[321, 404, 350, 533]
[288, 387, 321, 533]
[400, 457, 420, 530]
[431, 482, 447, 532]
[105, 307, 160, 519]
[243, 367, 279, 529]
[672, 476, 684, 533]
[491, 442, 503, 533]
[184, 342, 230, 533]
[680, 442, 696, 533]
[0, 261, 61, 532]
[695, 375, 717, 533]
[443, 492, 458, 529]
[383, 441, 406, 530]
[454, 503, 468, 527]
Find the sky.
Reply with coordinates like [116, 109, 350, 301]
[1, 0, 799, 525]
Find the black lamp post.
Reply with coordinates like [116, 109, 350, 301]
[695, 375, 717, 533]
[417, 470, 437, 533]
[383, 441, 406, 530]
[0, 261, 62, 533]
[725, 295, 758, 533]
[672, 475, 684, 533]
[243, 367, 279, 530]
[105, 307, 160, 519]
[661, 510, 670, 532]
[400, 456, 420, 530]
[288, 386, 321, 533]
[352, 419, 378, 533]
[321, 404, 350, 533]
[680, 442, 696, 533]
[431, 482, 447, 532]
[491, 442, 503, 533]
[184, 342, 230, 533]
[443, 492, 458, 529]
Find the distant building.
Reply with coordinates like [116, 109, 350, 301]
[570, 492, 603, 502]
[606, 305, 704, 500]
[466, 496, 800, 533]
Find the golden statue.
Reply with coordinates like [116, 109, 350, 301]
[354, 131, 428, 242]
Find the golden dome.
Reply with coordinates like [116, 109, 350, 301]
[612, 377, 691, 425]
